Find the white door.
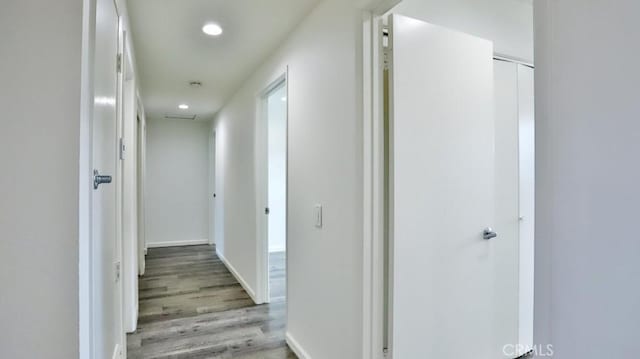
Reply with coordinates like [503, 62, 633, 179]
[92, 0, 123, 357]
[387, 14, 517, 358]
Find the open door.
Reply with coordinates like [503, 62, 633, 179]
[92, 0, 124, 357]
[386, 14, 519, 358]
[266, 80, 287, 303]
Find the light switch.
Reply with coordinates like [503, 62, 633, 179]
[314, 204, 323, 228]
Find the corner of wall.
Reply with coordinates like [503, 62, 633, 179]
[215, 248, 261, 305]
[286, 332, 313, 359]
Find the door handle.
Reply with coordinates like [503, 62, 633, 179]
[483, 227, 497, 240]
[93, 169, 112, 190]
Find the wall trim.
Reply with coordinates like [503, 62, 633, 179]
[146, 239, 209, 248]
[286, 332, 312, 359]
[112, 344, 121, 359]
[216, 249, 261, 304]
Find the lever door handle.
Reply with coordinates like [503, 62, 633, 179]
[483, 227, 497, 240]
[93, 169, 113, 190]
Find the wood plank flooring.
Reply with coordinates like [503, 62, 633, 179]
[268, 252, 286, 302]
[127, 245, 295, 359]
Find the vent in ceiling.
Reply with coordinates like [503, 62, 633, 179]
[164, 113, 196, 120]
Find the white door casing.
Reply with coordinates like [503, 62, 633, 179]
[137, 110, 147, 275]
[517, 64, 535, 354]
[493, 59, 521, 357]
[494, 60, 536, 357]
[115, 9, 125, 356]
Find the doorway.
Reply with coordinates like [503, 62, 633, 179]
[376, 14, 535, 359]
[262, 77, 288, 303]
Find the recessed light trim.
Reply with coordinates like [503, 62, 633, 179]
[202, 23, 223, 36]
[178, 104, 189, 110]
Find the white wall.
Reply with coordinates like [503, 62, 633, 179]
[146, 119, 210, 246]
[268, 84, 287, 253]
[0, 1, 83, 357]
[390, 0, 533, 62]
[213, 0, 365, 357]
[534, 1, 640, 358]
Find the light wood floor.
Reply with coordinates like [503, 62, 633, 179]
[269, 251, 286, 302]
[127, 245, 295, 359]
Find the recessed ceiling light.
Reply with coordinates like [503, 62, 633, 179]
[281, 97, 287, 102]
[179, 104, 189, 110]
[202, 23, 223, 36]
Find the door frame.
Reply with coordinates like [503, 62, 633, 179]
[209, 130, 216, 247]
[362, 3, 400, 359]
[121, 31, 140, 335]
[115, 15, 126, 357]
[136, 99, 147, 276]
[255, 70, 288, 305]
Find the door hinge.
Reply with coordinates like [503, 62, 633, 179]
[119, 137, 125, 160]
[383, 50, 391, 70]
[382, 27, 391, 70]
[114, 262, 121, 282]
[117, 53, 122, 73]
[265, 207, 270, 215]
[383, 347, 389, 358]
[382, 27, 390, 46]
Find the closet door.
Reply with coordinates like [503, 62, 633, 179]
[387, 14, 518, 358]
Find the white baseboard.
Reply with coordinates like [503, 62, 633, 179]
[216, 249, 261, 304]
[146, 239, 210, 248]
[112, 344, 121, 359]
[286, 332, 312, 359]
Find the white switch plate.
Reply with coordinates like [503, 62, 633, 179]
[314, 204, 323, 228]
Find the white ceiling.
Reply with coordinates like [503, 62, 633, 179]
[127, 0, 321, 121]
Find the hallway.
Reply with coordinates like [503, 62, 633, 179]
[127, 245, 294, 358]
